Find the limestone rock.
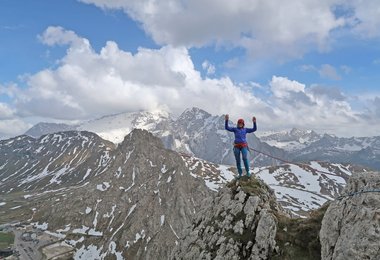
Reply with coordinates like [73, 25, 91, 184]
[172, 177, 279, 260]
[320, 172, 380, 260]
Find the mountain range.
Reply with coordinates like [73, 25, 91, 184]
[1, 128, 378, 259]
[25, 107, 380, 170]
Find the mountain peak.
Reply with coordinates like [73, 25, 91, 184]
[120, 128, 164, 150]
[180, 107, 211, 119]
[173, 176, 282, 259]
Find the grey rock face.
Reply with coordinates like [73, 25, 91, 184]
[172, 177, 280, 260]
[1, 129, 213, 259]
[320, 171, 380, 260]
[0, 131, 115, 193]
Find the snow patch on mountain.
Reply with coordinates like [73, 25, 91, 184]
[77, 110, 171, 143]
[258, 128, 322, 152]
[183, 154, 353, 217]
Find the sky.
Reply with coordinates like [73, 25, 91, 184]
[1, 0, 380, 138]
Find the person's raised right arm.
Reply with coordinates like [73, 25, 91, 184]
[225, 114, 234, 132]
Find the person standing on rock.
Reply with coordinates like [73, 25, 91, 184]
[225, 114, 257, 179]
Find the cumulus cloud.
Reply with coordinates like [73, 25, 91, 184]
[309, 85, 346, 101]
[267, 76, 370, 135]
[3, 26, 379, 137]
[270, 76, 306, 99]
[79, 0, 349, 60]
[5, 26, 269, 122]
[0, 118, 30, 139]
[202, 60, 216, 75]
[373, 97, 380, 116]
[364, 97, 380, 122]
[78, 0, 380, 60]
[0, 102, 14, 119]
[38, 26, 89, 47]
[349, 0, 380, 38]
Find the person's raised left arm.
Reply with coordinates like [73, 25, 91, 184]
[246, 116, 257, 133]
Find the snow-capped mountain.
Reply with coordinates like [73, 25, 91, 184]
[257, 128, 322, 151]
[180, 155, 365, 217]
[0, 128, 370, 258]
[23, 107, 288, 168]
[291, 134, 380, 170]
[0, 131, 115, 193]
[24, 110, 172, 144]
[1, 129, 214, 258]
[77, 110, 172, 144]
[254, 162, 355, 217]
[24, 107, 380, 170]
[251, 127, 380, 170]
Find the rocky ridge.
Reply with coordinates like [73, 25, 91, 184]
[172, 176, 281, 260]
[1, 129, 214, 259]
[172, 176, 329, 260]
[320, 171, 380, 260]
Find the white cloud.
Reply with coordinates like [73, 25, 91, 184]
[349, 0, 380, 38]
[266, 76, 377, 136]
[78, 1, 380, 61]
[362, 97, 380, 123]
[202, 60, 216, 75]
[0, 102, 14, 119]
[79, 0, 348, 60]
[310, 85, 346, 101]
[373, 97, 380, 118]
[270, 76, 305, 98]
[319, 64, 341, 80]
[6, 26, 269, 123]
[38, 26, 90, 48]
[0, 118, 30, 139]
[2, 26, 380, 138]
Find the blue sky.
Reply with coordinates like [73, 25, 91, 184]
[1, 0, 380, 137]
[0, 0, 157, 83]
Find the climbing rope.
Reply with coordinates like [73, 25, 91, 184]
[335, 189, 380, 200]
[248, 147, 344, 177]
[247, 147, 380, 200]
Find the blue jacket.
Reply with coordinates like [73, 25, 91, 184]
[225, 120, 257, 144]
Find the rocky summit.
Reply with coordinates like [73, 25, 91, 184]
[172, 176, 329, 260]
[172, 176, 281, 260]
[320, 171, 380, 260]
[172, 170, 380, 260]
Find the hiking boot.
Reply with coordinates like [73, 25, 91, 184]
[247, 172, 251, 177]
